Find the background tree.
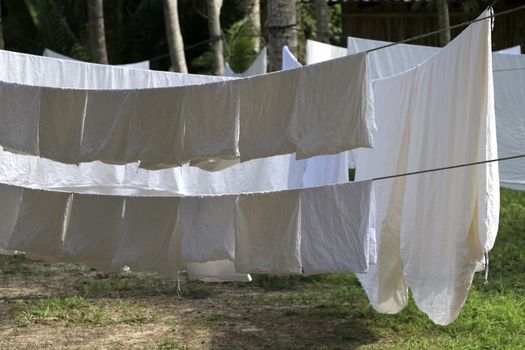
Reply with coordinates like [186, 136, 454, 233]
[163, 0, 188, 72]
[244, 0, 261, 52]
[87, 0, 108, 63]
[437, 0, 451, 46]
[268, 0, 296, 71]
[206, 0, 224, 75]
[313, 0, 329, 43]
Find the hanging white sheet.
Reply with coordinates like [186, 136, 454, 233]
[224, 47, 267, 77]
[346, 35, 525, 191]
[306, 39, 347, 65]
[0, 49, 374, 167]
[354, 11, 499, 325]
[0, 180, 376, 278]
[495, 45, 521, 55]
[0, 49, 349, 197]
[43, 48, 151, 70]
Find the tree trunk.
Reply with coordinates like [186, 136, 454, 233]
[206, 0, 224, 76]
[245, 0, 261, 52]
[163, 0, 188, 73]
[268, 0, 297, 72]
[87, 0, 108, 64]
[437, 0, 450, 46]
[0, 0, 4, 50]
[314, 0, 330, 43]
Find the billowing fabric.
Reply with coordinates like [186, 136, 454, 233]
[355, 11, 499, 325]
[306, 39, 347, 65]
[0, 51, 374, 167]
[0, 49, 350, 197]
[0, 180, 376, 277]
[282, 46, 301, 70]
[224, 47, 267, 77]
[43, 48, 150, 69]
[347, 36, 525, 191]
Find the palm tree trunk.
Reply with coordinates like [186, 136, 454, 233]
[87, 0, 108, 64]
[245, 0, 261, 52]
[437, 0, 450, 46]
[314, 0, 329, 43]
[163, 0, 188, 73]
[206, 0, 224, 76]
[268, 0, 297, 72]
[0, 0, 5, 50]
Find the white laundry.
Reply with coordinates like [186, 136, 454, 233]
[7, 188, 70, 261]
[180, 196, 236, 263]
[224, 47, 267, 77]
[355, 11, 499, 325]
[112, 197, 181, 278]
[63, 194, 125, 271]
[0, 49, 348, 198]
[495, 45, 521, 55]
[300, 180, 376, 275]
[43, 48, 151, 69]
[282, 46, 301, 69]
[347, 35, 525, 191]
[235, 190, 302, 274]
[306, 39, 347, 65]
[0, 49, 374, 167]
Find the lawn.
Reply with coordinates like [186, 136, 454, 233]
[0, 188, 524, 349]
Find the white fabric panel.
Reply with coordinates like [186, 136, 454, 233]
[306, 39, 347, 65]
[180, 196, 236, 263]
[63, 194, 125, 271]
[347, 35, 525, 191]
[235, 190, 302, 275]
[0, 49, 348, 198]
[282, 46, 301, 69]
[355, 12, 498, 325]
[300, 180, 376, 275]
[0, 50, 373, 167]
[43, 48, 150, 69]
[224, 47, 267, 77]
[0, 184, 23, 250]
[7, 188, 70, 260]
[496, 45, 521, 55]
[113, 197, 181, 278]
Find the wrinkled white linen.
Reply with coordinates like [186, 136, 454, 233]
[0, 50, 373, 167]
[0, 49, 349, 197]
[301, 180, 375, 275]
[235, 190, 302, 275]
[347, 35, 525, 191]
[355, 11, 499, 325]
[0, 180, 376, 278]
[224, 47, 267, 77]
[43, 48, 150, 69]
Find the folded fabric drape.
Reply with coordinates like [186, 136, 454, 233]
[43, 48, 151, 70]
[345, 34, 525, 191]
[354, 10, 499, 325]
[306, 39, 347, 65]
[0, 180, 377, 278]
[0, 50, 374, 168]
[224, 47, 267, 77]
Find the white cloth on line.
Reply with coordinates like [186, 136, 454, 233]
[282, 46, 301, 70]
[300, 180, 376, 275]
[304, 40, 358, 168]
[0, 180, 376, 278]
[306, 39, 347, 65]
[495, 45, 521, 55]
[355, 11, 499, 325]
[0, 49, 349, 198]
[224, 47, 267, 77]
[43, 48, 151, 70]
[0, 51, 374, 167]
[346, 35, 525, 191]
